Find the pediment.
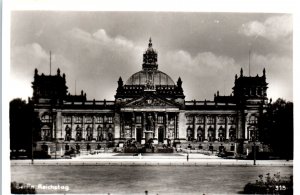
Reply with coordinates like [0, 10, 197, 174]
[124, 95, 179, 108]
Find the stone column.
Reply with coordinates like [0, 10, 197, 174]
[215, 115, 218, 140]
[82, 115, 85, 140]
[71, 116, 75, 140]
[225, 116, 229, 140]
[204, 115, 207, 141]
[103, 115, 107, 140]
[193, 115, 197, 140]
[154, 112, 158, 138]
[244, 114, 249, 140]
[56, 111, 62, 140]
[142, 112, 146, 138]
[131, 112, 135, 139]
[237, 110, 244, 139]
[61, 116, 66, 141]
[114, 113, 121, 141]
[178, 111, 186, 140]
[175, 113, 178, 139]
[92, 116, 97, 140]
[165, 113, 169, 139]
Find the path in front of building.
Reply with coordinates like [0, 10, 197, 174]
[11, 153, 293, 166]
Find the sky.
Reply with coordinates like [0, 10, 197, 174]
[10, 11, 293, 102]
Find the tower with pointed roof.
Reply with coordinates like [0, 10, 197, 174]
[142, 38, 158, 70]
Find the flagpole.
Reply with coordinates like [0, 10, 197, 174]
[249, 49, 251, 76]
[50, 51, 52, 75]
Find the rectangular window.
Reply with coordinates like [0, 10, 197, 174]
[196, 116, 204, 124]
[218, 116, 225, 124]
[95, 116, 103, 124]
[228, 116, 236, 124]
[187, 116, 193, 124]
[207, 116, 215, 124]
[75, 116, 82, 123]
[108, 116, 113, 124]
[249, 116, 258, 124]
[85, 116, 92, 123]
[41, 115, 52, 123]
[136, 116, 142, 124]
[158, 116, 164, 124]
[63, 116, 71, 124]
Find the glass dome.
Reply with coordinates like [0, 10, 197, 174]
[125, 70, 175, 86]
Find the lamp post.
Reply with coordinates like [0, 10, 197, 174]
[253, 129, 257, 165]
[253, 140, 256, 165]
[31, 125, 34, 165]
[55, 138, 57, 159]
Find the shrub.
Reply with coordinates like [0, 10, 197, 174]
[157, 148, 174, 153]
[124, 147, 138, 153]
[243, 172, 293, 194]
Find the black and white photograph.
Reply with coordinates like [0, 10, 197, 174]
[3, 1, 295, 194]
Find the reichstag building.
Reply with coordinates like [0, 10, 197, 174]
[32, 39, 269, 155]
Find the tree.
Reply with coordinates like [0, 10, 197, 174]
[9, 98, 34, 157]
[260, 98, 293, 159]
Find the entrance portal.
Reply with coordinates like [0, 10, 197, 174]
[158, 127, 164, 143]
[136, 128, 142, 143]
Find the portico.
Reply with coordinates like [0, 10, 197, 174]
[120, 107, 180, 144]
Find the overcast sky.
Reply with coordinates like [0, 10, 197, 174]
[10, 11, 293, 102]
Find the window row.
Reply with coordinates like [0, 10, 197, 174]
[63, 116, 113, 124]
[134, 116, 172, 124]
[64, 125, 114, 141]
[186, 126, 236, 142]
[186, 116, 236, 124]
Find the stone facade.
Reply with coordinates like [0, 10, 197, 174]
[32, 39, 269, 155]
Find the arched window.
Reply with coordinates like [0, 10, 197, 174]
[86, 125, 93, 141]
[218, 126, 225, 142]
[107, 125, 113, 141]
[65, 125, 71, 141]
[229, 126, 236, 141]
[197, 126, 204, 142]
[41, 125, 51, 141]
[249, 126, 257, 141]
[97, 125, 103, 141]
[187, 126, 193, 141]
[76, 125, 82, 141]
[208, 126, 214, 142]
[108, 132, 113, 141]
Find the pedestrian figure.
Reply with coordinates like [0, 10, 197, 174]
[187, 153, 189, 162]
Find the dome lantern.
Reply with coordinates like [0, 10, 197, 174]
[142, 38, 158, 70]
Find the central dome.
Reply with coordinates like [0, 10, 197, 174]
[125, 38, 175, 86]
[126, 70, 175, 85]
